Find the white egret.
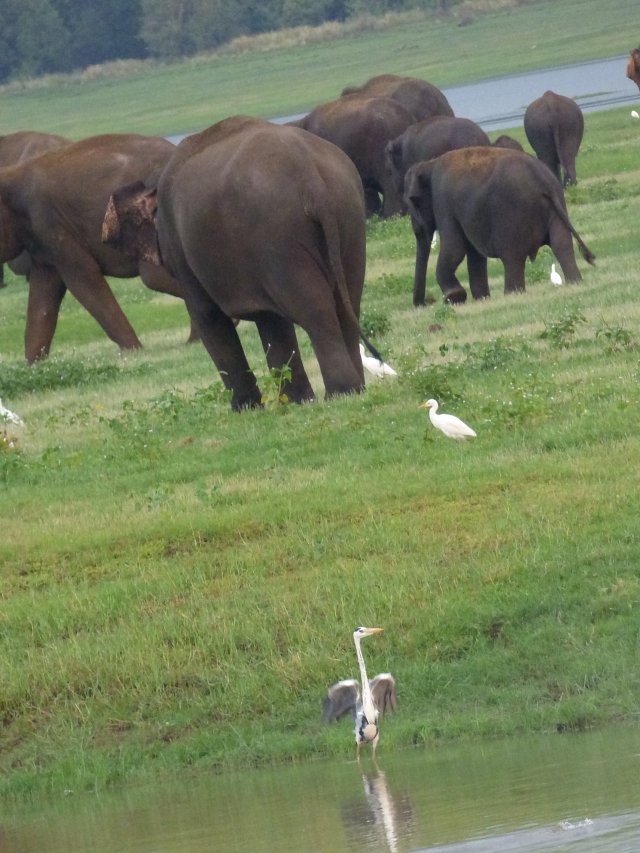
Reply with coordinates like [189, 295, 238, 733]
[550, 263, 563, 286]
[420, 398, 476, 440]
[430, 230, 439, 249]
[0, 399, 24, 426]
[323, 627, 397, 758]
[359, 344, 398, 378]
[631, 110, 640, 119]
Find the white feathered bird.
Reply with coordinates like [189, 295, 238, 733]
[550, 263, 563, 286]
[420, 398, 476, 440]
[323, 627, 397, 758]
[359, 344, 398, 378]
[631, 110, 639, 119]
[0, 399, 24, 426]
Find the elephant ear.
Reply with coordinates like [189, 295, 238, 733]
[404, 163, 430, 208]
[102, 180, 161, 266]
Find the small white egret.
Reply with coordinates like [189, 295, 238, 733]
[420, 398, 476, 440]
[0, 399, 24, 426]
[430, 230, 439, 249]
[359, 344, 398, 378]
[550, 263, 563, 286]
[323, 627, 397, 758]
[631, 110, 640, 119]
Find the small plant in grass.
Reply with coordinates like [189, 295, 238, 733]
[376, 272, 412, 295]
[539, 308, 587, 349]
[433, 302, 458, 333]
[360, 309, 391, 339]
[261, 358, 293, 407]
[404, 360, 465, 405]
[594, 319, 637, 354]
[0, 429, 25, 485]
[462, 335, 531, 371]
[491, 371, 553, 426]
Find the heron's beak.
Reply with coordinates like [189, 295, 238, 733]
[367, 627, 384, 635]
[419, 402, 428, 409]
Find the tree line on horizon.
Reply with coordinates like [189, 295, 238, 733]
[0, 0, 456, 84]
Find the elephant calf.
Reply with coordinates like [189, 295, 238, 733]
[385, 115, 491, 203]
[405, 146, 595, 305]
[103, 116, 367, 411]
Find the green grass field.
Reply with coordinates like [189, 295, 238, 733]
[1, 0, 640, 800]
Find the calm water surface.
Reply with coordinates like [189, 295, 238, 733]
[4, 726, 640, 852]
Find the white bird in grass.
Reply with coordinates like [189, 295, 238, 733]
[323, 627, 397, 759]
[550, 263, 563, 286]
[359, 344, 398, 378]
[0, 399, 24, 426]
[631, 110, 639, 119]
[431, 230, 439, 249]
[420, 398, 476, 440]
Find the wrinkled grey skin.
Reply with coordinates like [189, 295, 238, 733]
[385, 115, 490, 199]
[405, 146, 595, 306]
[341, 73, 454, 122]
[0, 131, 71, 287]
[103, 117, 367, 411]
[0, 133, 190, 362]
[524, 90, 584, 186]
[291, 94, 415, 217]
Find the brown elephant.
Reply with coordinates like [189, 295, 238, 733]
[626, 48, 640, 89]
[0, 131, 71, 288]
[385, 115, 490, 200]
[102, 116, 367, 411]
[341, 74, 454, 122]
[292, 94, 415, 217]
[0, 133, 191, 362]
[524, 91, 584, 187]
[405, 147, 595, 305]
[491, 134, 524, 151]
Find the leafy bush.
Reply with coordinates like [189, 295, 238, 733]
[539, 308, 587, 349]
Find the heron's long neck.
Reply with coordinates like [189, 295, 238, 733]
[355, 636, 376, 720]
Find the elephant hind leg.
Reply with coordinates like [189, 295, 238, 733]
[435, 223, 468, 303]
[502, 253, 527, 294]
[548, 218, 582, 282]
[466, 246, 490, 300]
[255, 312, 315, 404]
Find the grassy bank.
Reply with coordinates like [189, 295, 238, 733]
[1, 1, 640, 801]
[0, 0, 636, 138]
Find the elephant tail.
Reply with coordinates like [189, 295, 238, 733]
[303, 180, 363, 342]
[544, 191, 596, 266]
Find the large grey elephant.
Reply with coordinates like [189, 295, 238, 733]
[524, 91, 584, 186]
[385, 115, 491, 200]
[0, 133, 192, 362]
[0, 131, 71, 287]
[341, 74, 454, 122]
[405, 146, 595, 305]
[292, 94, 415, 217]
[102, 116, 367, 410]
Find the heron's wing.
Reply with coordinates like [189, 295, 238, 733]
[369, 673, 397, 719]
[323, 679, 360, 723]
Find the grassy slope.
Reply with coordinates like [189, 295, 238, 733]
[1, 0, 640, 799]
[0, 0, 636, 138]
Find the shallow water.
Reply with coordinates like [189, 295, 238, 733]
[4, 726, 640, 852]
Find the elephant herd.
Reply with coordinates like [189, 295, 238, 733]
[0, 72, 595, 409]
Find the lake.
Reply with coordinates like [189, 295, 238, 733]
[4, 725, 640, 852]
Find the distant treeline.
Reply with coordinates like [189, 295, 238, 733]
[0, 0, 457, 83]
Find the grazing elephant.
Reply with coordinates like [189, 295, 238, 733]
[102, 116, 367, 410]
[292, 94, 415, 217]
[0, 131, 71, 288]
[385, 116, 490, 199]
[405, 146, 595, 305]
[524, 91, 584, 187]
[0, 133, 193, 362]
[341, 74, 454, 122]
[626, 48, 640, 90]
